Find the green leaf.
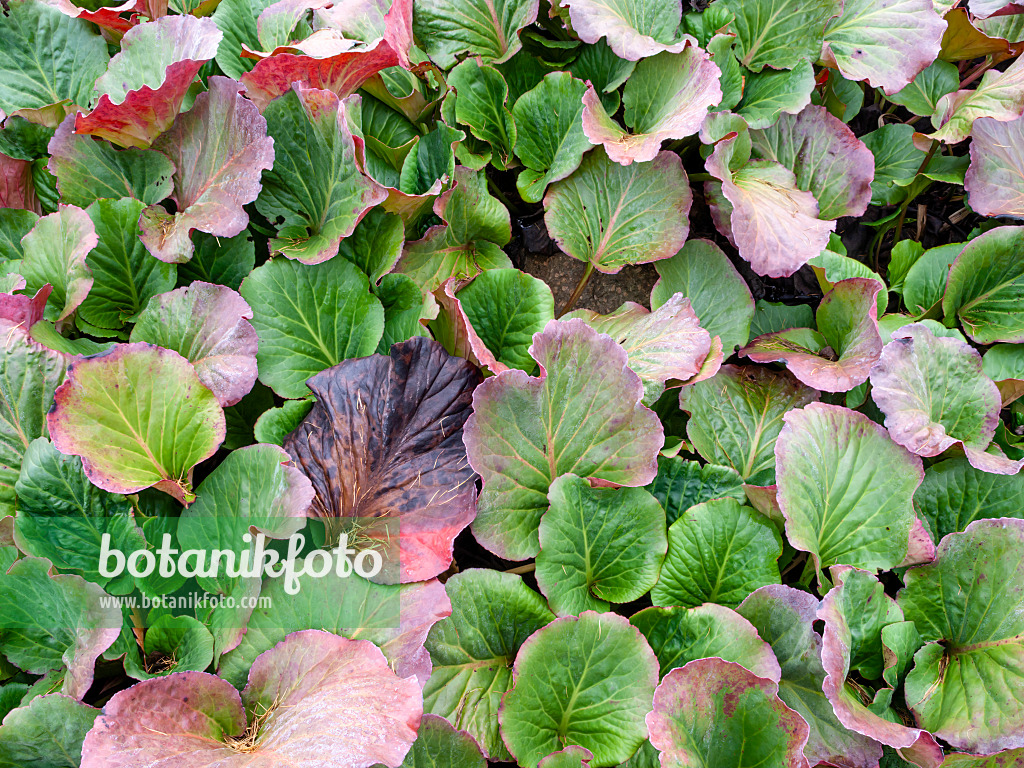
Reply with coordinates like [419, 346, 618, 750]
[253, 398, 313, 446]
[646, 658, 810, 768]
[544, 147, 691, 274]
[889, 59, 959, 116]
[143, 614, 214, 675]
[776, 403, 923, 577]
[445, 59, 517, 169]
[736, 61, 815, 130]
[424, 569, 555, 761]
[0, 332, 65, 517]
[888, 241, 925, 295]
[47, 343, 226, 504]
[257, 88, 386, 264]
[738, 585, 884, 768]
[0, 1, 108, 126]
[632, 603, 782, 681]
[464, 319, 663, 560]
[13, 437, 143, 591]
[396, 715, 487, 768]
[679, 365, 818, 485]
[809, 251, 887, 316]
[398, 123, 463, 196]
[928, 55, 1024, 144]
[455, 268, 555, 372]
[862, 124, 927, 206]
[646, 456, 747, 526]
[375, 273, 430, 353]
[0, 694, 98, 768]
[651, 238, 753, 353]
[337, 207, 405, 284]
[903, 242, 961, 315]
[46, 117, 175, 208]
[501, 611, 658, 768]
[750, 300, 816, 337]
[560, 0, 693, 60]
[537, 474, 667, 616]
[20, 205, 96, 323]
[176, 443, 313, 595]
[821, 567, 903, 682]
[239, 255, 385, 399]
[899, 519, 1024, 754]
[722, 0, 842, 72]
[211, 0, 276, 79]
[413, 0, 539, 68]
[0, 209, 37, 262]
[943, 226, 1024, 343]
[513, 72, 590, 204]
[77, 198, 176, 331]
[0, 557, 119, 699]
[567, 39, 634, 103]
[914, 456, 1024, 541]
[176, 231, 255, 292]
[651, 497, 782, 609]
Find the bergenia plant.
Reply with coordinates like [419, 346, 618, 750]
[2, 0, 1024, 766]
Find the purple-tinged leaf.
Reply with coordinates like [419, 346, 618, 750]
[705, 133, 835, 279]
[47, 343, 226, 504]
[776, 402, 924, 577]
[544, 148, 691, 274]
[750, 106, 875, 221]
[582, 46, 722, 165]
[538, 746, 592, 768]
[0, 154, 39, 213]
[240, 38, 400, 111]
[970, 0, 1024, 18]
[818, 566, 944, 767]
[965, 114, 1024, 217]
[74, 16, 223, 149]
[81, 631, 422, 767]
[929, 54, 1024, 144]
[0, 285, 51, 332]
[821, 0, 945, 95]
[19, 204, 96, 323]
[283, 337, 482, 583]
[48, 0, 141, 37]
[0, 557, 120, 701]
[869, 323, 1023, 474]
[129, 283, 257, 407]
[646, 658, 810, 768]
[741, 278, 883, 393]
[566, 293, 713, 404]
[464, 319, 663, 561]
[561, 0, 694, 60]
[139, 76, 275, 264]
[943, 751, 1024, 767]
[738, 585, 885, 768]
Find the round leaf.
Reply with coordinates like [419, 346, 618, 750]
[915, 456, 1024, 541]
[943, 226, 1024, 344]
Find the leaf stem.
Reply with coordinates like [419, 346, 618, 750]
[558, 262, 595, 317]
[505, 563, 536, 575]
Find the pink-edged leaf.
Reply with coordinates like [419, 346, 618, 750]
[240, 37, 399, 111]
[966, 114, 1024, 217]
[565, 293, 712, 403]
[241, 631, 422, 766]
[901, 517, 937, 567]
[75, 16, 223, 149]
[741, 278, 883, 393]
[970, 0, 1024, 18]
[0, 284, 51, 331]
[313, 0, 414, 67]
[47, 343, 226, 504]
[465, 319, 664, 561]
[255, 0, 333, 52]
[818, 567, 944, 767]
[646, 658, 810, 768]
[562, 0, 694, 60]
[82, 631, 422, 767]
[218, 573, 450, 690]
[821, 0, 946, 95]
[0, 153, 40, 213]
[0, 556, 120, 701]
[283, 336, 482, 583]
[706, 135, 835, 279]
[581, 45, 722, 165]
[737, 585, 885, 768]
[869, 322, 1023, 474]
[539, 746, 593, 768]
[20, 204, 96, 322]
[929, 54, 1024, 144]
[431, 277, 504, 372]
[129, 283, 257, 407]
[776, 402, 925, 577]
[49, 0, 140, 36]
[139, 76, 275, 264]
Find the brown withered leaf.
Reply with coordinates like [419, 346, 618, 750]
[283, 336, 483, 583]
